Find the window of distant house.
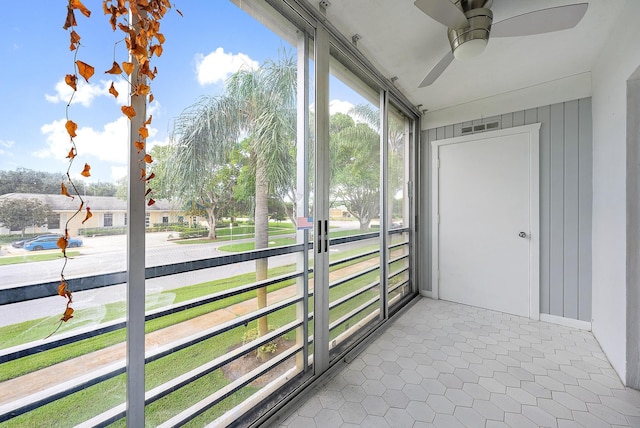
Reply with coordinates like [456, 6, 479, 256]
[178, 216, 184, 223]
[104, 213, 113, 227]
[48, 213, 61, 230]
[124, 213, 128, 226]
[145, 213, 150, 228]
[162, 216, 169, 224]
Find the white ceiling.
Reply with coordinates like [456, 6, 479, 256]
[312, 0, 625, 114]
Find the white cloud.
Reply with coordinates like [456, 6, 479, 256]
[0, 139, 15, 156]
[36, 116, 164, 182]
[111, 166, 127, 180]
[309, 99, 355, 116]
[195, 47, 259, 86]
[146, 135, 168, 154]
[37, 117, 129, 164]
[45, 78, 130, 107]
[329, 99, 354, 115]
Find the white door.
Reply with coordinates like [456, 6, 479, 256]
[432, 125, 540, 318]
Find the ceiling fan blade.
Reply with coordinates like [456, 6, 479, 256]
[419, 51, 455, 88]
[492, 3, 588, 38]
[414, 0, 469, 29]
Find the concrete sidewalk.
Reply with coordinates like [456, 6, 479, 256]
[0, 284, 298, 405]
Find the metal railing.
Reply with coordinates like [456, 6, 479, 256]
[0, 228, 413, 425]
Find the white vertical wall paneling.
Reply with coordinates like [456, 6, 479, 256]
[626, 73, 640, 388]
[453, 123, 463, 137]
[578, 98, 593, 322]
[563, 100, 580, 320]
[501, 113, 513, 129]
[524, 108, 537, 126]
[538, 105, 552, 315]
[513, 110, 525, 127]
[421, 98, 592, 322]
[549, 102, 565, 317]
[445, 124, 454, 139]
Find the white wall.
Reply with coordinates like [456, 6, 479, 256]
[590, 1, 640, 382]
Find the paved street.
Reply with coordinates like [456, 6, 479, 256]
[0, 221, 374, 327]
[0, 232, 301, 326]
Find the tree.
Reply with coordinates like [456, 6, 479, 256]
[169, 95, 240, 239]
[0, 198, 51, 236]
[84, 181, 117, 197]
[329, 104, 407, 229]
[115, 176, 128, 201]
[113, 145, 175, 202]
[0, 168, 64, 195]
[227, 52, 297, 350]
[329, 112, 380, 230]
[145, 144, 175, 200]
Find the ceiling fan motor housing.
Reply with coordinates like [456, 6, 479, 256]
[448, 6, 493, 59]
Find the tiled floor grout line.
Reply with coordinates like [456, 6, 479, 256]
[273, 297, 640, 428]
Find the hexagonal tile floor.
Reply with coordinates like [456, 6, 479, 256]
[273, 298, 640, 427]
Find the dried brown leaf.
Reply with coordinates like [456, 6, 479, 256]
[61, 183, 74, 199]
[63, 6, 77, 30]
[105, 61, 122, 75]
[76, 60, 95, 83]
[70, 0, 91, 18]
[82, 207, 93, 224]
[122, 61, 134, 76]
[108, 82, 119, 98]
[121, 105, 136, 119]
[65, 74, 77, 91]
[134, 141, 145, 153]
[65, 120, 78, 138]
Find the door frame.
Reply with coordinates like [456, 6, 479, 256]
[431, 123, 541, 320]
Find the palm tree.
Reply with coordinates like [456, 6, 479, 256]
[169, 95, 239, 239]
[227, 52, 297, 344]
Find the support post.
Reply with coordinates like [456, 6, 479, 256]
[126, 8, 147, 427]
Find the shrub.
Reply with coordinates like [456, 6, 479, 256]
[242, 327, 278, 356]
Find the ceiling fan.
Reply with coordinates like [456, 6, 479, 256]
[415, 0, 588, 87]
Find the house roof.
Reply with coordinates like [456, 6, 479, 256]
[0, 193, 177, 212]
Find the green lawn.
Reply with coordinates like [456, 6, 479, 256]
[3, 240, 394, 426]
[217, 237, 296, 252]
[174, 222, 295, 245]
[0, 251, 80, 266]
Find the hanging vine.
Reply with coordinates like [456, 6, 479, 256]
[50, 0, 179, 336]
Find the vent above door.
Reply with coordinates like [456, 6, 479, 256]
[461, 119, 500, 135]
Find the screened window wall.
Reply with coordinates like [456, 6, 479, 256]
[327, 49, 383, 361]
[0, 1, 417, 426]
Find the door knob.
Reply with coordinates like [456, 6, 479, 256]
[518, 232, 528, 238]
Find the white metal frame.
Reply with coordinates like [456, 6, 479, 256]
[313, 24, 331, 374]
[126, 9, 147, 427]
[430, 123, 541, 320]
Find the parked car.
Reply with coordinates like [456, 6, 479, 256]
[11, 234, 62, 248]
[23, 235, 83, 251]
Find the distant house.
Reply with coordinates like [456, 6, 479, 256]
[0, 193, 185, 236]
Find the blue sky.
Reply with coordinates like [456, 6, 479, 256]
[0, 1, 366, 184]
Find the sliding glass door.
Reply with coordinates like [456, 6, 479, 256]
[0, 1, 417, 426]
[326, 50, 384, 360]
